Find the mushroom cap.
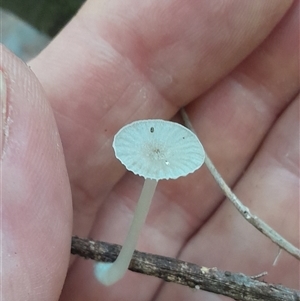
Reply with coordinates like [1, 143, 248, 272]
[113, 119, 205, 180]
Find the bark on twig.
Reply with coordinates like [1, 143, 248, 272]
[71, 236, 300, 301]
[180, 109, 300, 260]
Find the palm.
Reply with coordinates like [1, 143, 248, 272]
[5, 1, 298, 300]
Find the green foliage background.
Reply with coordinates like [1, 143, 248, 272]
[2, 0, 85, 37]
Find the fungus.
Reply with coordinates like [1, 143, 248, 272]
[94, 119, 205, 285]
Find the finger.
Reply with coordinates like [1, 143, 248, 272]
[1, 47, 72, 301]
[30, 0, 293, 239]
[183, 0, 299, 222]
[157, 94, 299, 301]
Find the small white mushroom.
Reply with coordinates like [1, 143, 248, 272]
[94, 119, 205, 285]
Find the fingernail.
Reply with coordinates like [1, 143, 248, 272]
[1, 70, 8, 158]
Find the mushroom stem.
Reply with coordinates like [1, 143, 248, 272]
[94, 179, 158, 286]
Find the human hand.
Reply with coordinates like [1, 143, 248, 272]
[3, 0, 299, 300]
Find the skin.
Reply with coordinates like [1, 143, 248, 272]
[2, 0, 299, 300]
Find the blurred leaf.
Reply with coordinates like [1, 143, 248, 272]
[2, 0, 85, 37]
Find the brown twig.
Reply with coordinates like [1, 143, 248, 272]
[180, 109, 300, 260]
[71, 236, 300, 301]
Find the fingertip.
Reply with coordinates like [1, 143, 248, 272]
[1, 46, 72, 301]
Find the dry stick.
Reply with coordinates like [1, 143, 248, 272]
[180, 109, 300, 260]
[71, 236, 300, 301]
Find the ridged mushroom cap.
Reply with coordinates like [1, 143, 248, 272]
[113, 119, 205, 180]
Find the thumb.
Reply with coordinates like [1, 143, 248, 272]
[1, 46, 72, 301]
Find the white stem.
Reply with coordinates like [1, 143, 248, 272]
[94, 178, 158, 285]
